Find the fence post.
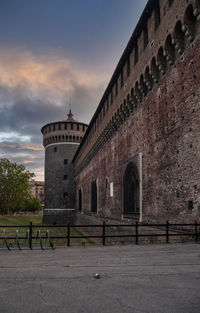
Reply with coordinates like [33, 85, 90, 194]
[67, 224, 70, 247]
[166, 220, 169, 244]
[102, 221, 106, 246]
[195, 221, 198, 242]
[135, 221, 139, 245]
[29, 221, 32, 250]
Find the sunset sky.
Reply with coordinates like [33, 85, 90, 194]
[0, 0, 147, 180]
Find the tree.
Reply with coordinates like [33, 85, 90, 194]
[24, 197, 42, 213]
[0, 158, 35, 214]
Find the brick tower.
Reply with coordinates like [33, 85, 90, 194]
[41, 110, 88, 224]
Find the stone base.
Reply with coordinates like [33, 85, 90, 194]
[43, 209, 76, 225]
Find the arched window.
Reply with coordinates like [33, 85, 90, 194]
[123, 162, 140, 218]
[154, 0, 160, 30]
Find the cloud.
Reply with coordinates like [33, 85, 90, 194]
[0, 49, 108, 106]
[0, 48, 109, 179]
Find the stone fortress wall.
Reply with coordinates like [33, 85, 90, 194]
[73, 0, 200, 223]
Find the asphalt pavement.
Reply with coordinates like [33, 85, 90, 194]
[0, 243, 200, 313]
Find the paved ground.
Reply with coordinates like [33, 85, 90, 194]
[0, 243, 199, 313]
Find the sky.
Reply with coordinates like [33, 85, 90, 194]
[0, 0, 147, 180]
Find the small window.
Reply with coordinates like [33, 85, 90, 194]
[127, 55, 130, 77]
[59, 123, 61, 130]
[169, 0, 174, 7]
[54, 147, 57, 152]
[63, 192, 68, 198]
[134, 43, 138, 65]
[71, 123, 73, 130]
[120, 70, 124, 88]
[53, 124, 55, 131]
[143, 23, 148, 50]
[64, 123, 67, 130]
[83, 125, 85, 131]
[64, 159, 68, 165]
[115, 81, 118, 96]
[77, 124, 79, 131]
[155, 0, 160, 30]
[63, 175, 68, 180]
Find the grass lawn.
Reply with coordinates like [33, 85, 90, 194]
[0, 214, 95, 248]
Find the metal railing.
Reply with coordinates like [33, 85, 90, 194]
[0, 221, 199, 250]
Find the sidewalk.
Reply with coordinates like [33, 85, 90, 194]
[0, 243, 199, 313]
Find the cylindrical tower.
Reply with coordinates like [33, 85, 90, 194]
[41, 110, 88, 224]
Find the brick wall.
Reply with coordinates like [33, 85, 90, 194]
[73, 0, 200, 223]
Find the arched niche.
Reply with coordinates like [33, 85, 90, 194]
[144, 66, 153, 91]
[182, 5, 196, 43]
[150, 57, 159, 83]
[123, 162, 140, 219]
[135, 81, 142, 103]
[139, 74, 147, 97]
[157, 46, 166, 75]
[164, 35, 175, 65]
[173, 21, 185, 55]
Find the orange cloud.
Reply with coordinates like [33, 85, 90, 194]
[18, 144, 43, 151]
[0, 143, 43, 151]
[0, 49, 109, 104]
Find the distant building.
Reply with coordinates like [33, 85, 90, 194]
[30, 180, 45, 206]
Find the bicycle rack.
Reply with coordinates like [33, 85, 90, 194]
[34, 229, 44, 250]
[45, 230, 54, 249]
[15, 230, 22, 250]
[2, 229, 10, 250]
[0, 228, 54, 250]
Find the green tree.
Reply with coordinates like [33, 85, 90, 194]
[0, 158, 35, 214]
[24, 197, 42, 213]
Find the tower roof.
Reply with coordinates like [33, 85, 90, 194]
[67, 109, 76, 122]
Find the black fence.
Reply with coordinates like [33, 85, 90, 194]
[0, 221, 199, 250]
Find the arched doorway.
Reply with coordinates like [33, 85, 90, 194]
[91, 180, 97, 213]
[123, 162, 140, 219]
[78, 189, 82, 211]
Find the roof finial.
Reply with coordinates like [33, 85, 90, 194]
[67, 96, 73, 120]
[69, 96, 71, 113]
